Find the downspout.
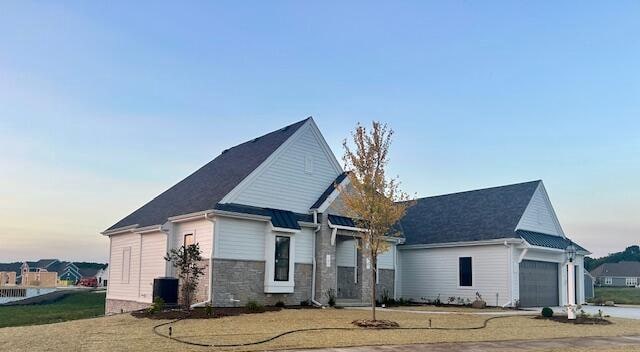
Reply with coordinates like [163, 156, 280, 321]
[192, 213, 215, 308]
[311, 210, 323, 307]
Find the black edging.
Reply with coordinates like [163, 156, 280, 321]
[152, 315, 519, 348]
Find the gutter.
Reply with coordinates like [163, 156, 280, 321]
[310, 210, 322, 307]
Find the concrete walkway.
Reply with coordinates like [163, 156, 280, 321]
[286, 335, 640, 351]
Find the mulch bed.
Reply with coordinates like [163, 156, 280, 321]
[352, 319, 400, 329]
[132, 305, 315, 320]
[535, 315, 612, 325]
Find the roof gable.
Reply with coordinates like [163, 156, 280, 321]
[220, 118, 343, 213]
[107, 118, 310, 231]
[515, 182, 565, 236]
[400, 181, 541, 245]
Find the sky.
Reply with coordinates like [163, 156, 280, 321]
[0, 1, 638, 262]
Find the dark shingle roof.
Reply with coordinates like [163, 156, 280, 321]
[311, 172, 349, 209]
[518, 230, 586, 251]
[400, 181, 541, 245]
[107, 118, 310, 231]
[591, 262, 640, 278]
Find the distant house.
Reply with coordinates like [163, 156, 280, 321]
[591, 261, 640, 287]
[0, 260, 105, 286]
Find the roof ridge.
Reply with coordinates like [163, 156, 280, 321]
[221, 117, 312, 155]
[414, 180, 542, 201]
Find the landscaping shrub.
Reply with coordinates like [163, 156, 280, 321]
[593, 297, 605, 306]
[325, 289, 336, 307]
[541, 307, 554, 318]
[246, 300, 264, 312]
[205, 303, 213, 316]
[148, 297, 165, 314]
[275, 301, 285, 308]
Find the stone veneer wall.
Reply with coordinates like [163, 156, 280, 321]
[376, 269, 395, 301]
[211, 259, 312, 307]
[106, 299, 150, 314]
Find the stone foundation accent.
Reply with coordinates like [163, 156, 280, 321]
[176, 260, 210, 306]
[211, 259, 312, 307]
[105, 299, 150, 315]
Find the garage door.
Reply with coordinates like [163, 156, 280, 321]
[519, 260, 559, 307]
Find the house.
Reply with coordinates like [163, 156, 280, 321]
[591, 262, 640, 287]
[102, 117, 588, 313]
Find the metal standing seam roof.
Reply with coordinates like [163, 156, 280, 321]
[214, 203, 312, 230]
[106, 118, 311, 231]
[328, 214, 357, 227]
[517, 230, 587, 252]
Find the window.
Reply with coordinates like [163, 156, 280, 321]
[626, 277, 638, 287]
[184, 234, 194, 247]
[604, 277, 613, 285]
[274, 236, 290, 281]
[121, 247, 131, 284]
[459, 257, 473, 287]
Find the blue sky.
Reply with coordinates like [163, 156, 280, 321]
[1, 1, 638, 261]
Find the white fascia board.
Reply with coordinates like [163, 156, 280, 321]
[314, 176, 351, 213]
[101, 224, 139, 236]
[168, 210, 214, 223]
[270, 223, 301, 234]
[327, 221, 367, 233]
[134, 225, 165, 234]
[211, 209, 271, 222]
[398, 238, 524, 250]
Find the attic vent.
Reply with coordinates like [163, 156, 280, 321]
[221, 149, 229, 154]
[281, 126, 290, 132]
[250, 137, 260, 143]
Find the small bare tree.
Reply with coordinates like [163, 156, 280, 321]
[165, 243, 205, 310]
[341, 121, 413, 321]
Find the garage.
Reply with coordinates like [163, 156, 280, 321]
[519, 260, 559, 307]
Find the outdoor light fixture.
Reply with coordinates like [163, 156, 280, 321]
[566, 241, 577, 320]
[565, 243, 577, 263]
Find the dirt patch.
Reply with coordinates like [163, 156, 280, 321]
[352, 319, 400, 328]
[131, 305, 316, 320]
[535, 315, 612, 325]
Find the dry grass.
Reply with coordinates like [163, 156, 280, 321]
[1, 308, 639, 352]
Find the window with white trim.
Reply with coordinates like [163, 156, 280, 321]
[626, 277, 638, 287]
[274, 236, 290, 281]
[604, 277, 613, 285]
[459, 257, 473, 287]
[121, 247, 131, 284]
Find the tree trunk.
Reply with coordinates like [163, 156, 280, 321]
[371, 257, 376, 321]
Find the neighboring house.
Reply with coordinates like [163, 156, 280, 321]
[591, 262, 640, 287]
[102, 117, 589, 313]
[20, 262, 58, 287]
[96, 266, 109, 287]
[584, 272, 595, 300]
[0, 271, 16, 286]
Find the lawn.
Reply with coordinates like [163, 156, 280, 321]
[593, 287, 640, 305]
[1, 308, 640, 351]
[0, 291, 105, 328]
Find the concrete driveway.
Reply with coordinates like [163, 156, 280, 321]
[545, 305, 640, 319]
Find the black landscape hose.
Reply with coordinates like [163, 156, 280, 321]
[152, 315, 520, 348]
